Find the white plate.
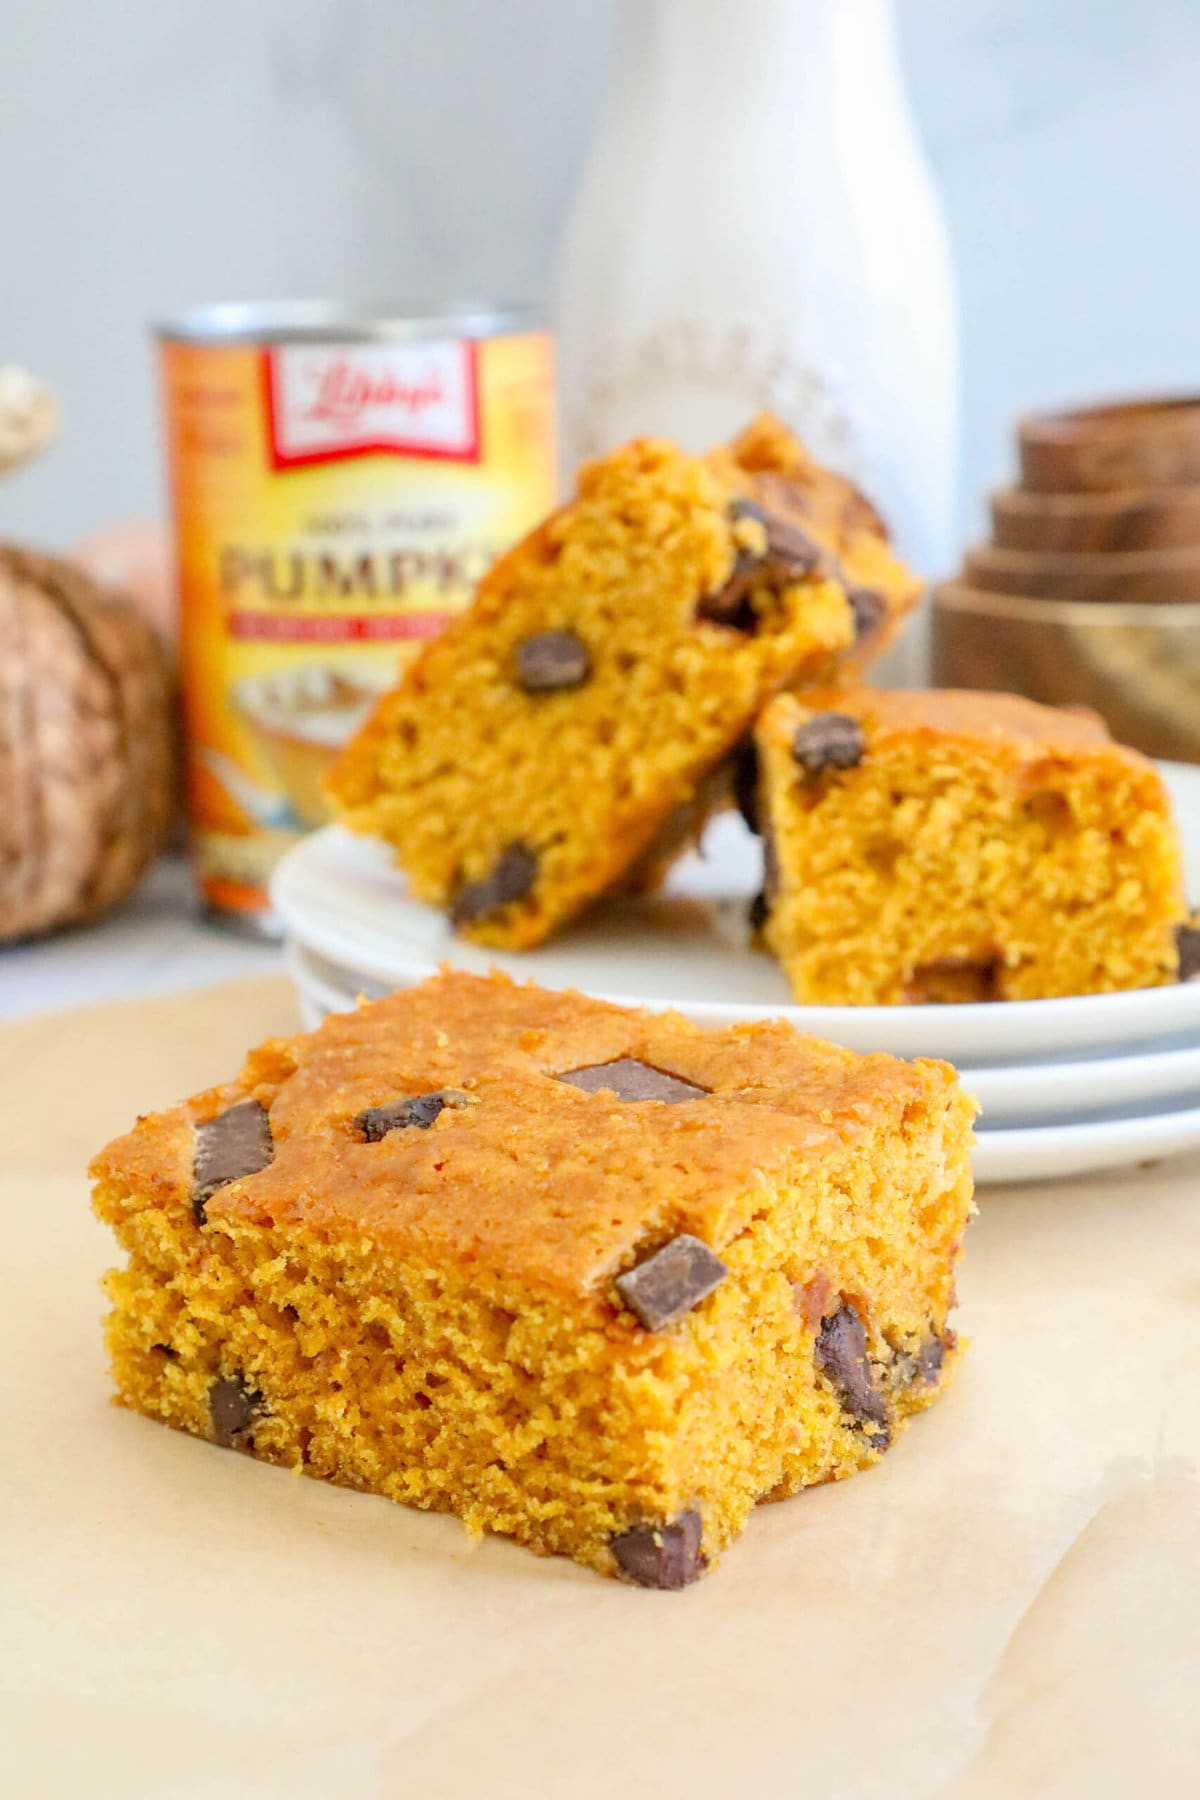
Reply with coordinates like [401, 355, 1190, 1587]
[272, 760, 1200, 1065]
[971, 1097, 1200, 1185]
[961, 1040, 1200, 1125]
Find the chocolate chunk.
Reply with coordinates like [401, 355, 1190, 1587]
[695, 549, 760, 631]
[697, 499, 828, 631]
[514, 629, 592, 693]
[452, 843, 537, 925]
[557, 1057, 709, 1104]
[815, 1303, 890, 1440]
[356, 1088, 472, 1141]
[916, 1330, 954, 1384]
[615, 1233, 728, 1331]
[611, 1510, 704, 1589]
[791, 712, 865, 776]
[893, 1328, 956, 1389]
[209, 1374, 261, 1450]
[193, 1099, 274, 1224]
[732, 739, 759, 834]
[847, 585, 886, 641]
[1178, 920, 1200, 982]
[906, 957, 1000, 1005]
[738, 499, 827, 578]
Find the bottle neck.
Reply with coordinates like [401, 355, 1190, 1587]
[611, 0, 901, 103]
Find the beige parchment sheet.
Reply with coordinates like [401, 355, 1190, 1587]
[2, 976, 1199, 1800]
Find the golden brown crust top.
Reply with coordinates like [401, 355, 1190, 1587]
[760, 688, 1176, 825]
[91, 970, 966, 1301]
[789, 685, 1117, 745]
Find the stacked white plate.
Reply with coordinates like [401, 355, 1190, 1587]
[272, 761, 1200, 1186]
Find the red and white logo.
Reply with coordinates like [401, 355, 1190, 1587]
[263, 340, 480, 468]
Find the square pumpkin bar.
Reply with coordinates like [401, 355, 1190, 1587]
[327, 421, 918, 950]
[756, 688, 1188, 1005]
[91, 971, 974, 1586]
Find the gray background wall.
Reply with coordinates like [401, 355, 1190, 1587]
[2, 0, 1198, 564]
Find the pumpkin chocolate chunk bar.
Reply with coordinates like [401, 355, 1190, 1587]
[755, 687, 1188, 1004]
[91, 970, 974, 1586]
[327, 422, 917, 949]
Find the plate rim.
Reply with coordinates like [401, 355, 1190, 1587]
[972, 1098, 1200, 1184]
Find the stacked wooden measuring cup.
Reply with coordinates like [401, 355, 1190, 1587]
[933, 398, 1200, 761]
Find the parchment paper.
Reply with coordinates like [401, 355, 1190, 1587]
[2, 978, 1198, 1799]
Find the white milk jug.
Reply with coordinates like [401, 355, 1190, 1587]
[551, 0, 959, 652]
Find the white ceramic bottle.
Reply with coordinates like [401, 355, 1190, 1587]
[551, 0, 958, 634]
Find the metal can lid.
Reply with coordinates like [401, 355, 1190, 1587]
[155, 299, 545, 346]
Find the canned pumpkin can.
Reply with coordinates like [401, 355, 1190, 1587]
[157, 301, 557, 932]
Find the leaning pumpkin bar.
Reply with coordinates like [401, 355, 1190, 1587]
[91, 970, 974, 1587]
[327, 427, 912, 950]
[756, 687, 1188, 1005]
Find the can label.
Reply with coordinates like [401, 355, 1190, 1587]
[161, 328, 556, 926]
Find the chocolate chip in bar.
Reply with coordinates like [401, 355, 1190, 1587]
[893, 1328, 955, 1388]
[740, 499, 827, 580]
[615, 1233, 728, 1331]
[356, 1088, 473, 1141]
[916, 1329, 955, 1384]
[769, 521, 826, 576]
[209, 1374, 261, 1450]
[791, 711, 865, 777]
[557, 1057, 709, 1105]
[906, 957, 1000, 1005]
[815, 1302, 890, 1445]
[1177, 919, 1200, 983]
[452, 843, 537, 926]
[611, 1509, 705, 1589]
[695, 547, 760, 632]
[697, 499, 828, 632]
[193, 1099, 274, 1225]
[847, 585, 886, 642]
[514, 629, 592, 693]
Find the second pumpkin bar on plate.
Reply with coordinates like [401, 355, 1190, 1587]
[755, 687, 1188, 1004]
[327, 419, 919, 949]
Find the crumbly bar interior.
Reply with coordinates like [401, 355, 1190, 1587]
[92, 978, 974, 1583]
[760, 691, 1187, 1005]
[328, 436, 852, 949]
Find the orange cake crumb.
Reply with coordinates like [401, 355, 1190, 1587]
[757, 687, 1188, 1004]
[91, 970, 975, 1586]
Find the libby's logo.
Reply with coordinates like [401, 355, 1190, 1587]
[300, 359, 448, 426]
[264, 340, 480, 468]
